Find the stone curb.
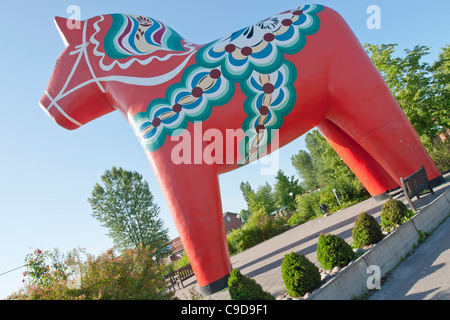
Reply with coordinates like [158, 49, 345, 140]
[308, 189, 450, 300]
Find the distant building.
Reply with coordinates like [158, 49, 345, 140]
[167, 211, 243, 261]
[223, 211, 243, 233]
[167, 236, 184, 262]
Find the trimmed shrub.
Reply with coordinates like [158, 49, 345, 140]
[228, 269, 274, 300]
[352, 212, 383, 248]
[226, 227, 256, 256]
[317, 234, 355, 270]
[281, 252, 321, 297]
[381, 199, 408, 230]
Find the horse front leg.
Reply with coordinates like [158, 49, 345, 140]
[146, 148, 231, 296]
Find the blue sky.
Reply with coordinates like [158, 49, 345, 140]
[0, 0, 448, 298]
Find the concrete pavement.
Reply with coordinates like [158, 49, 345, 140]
[368, 209, 450, 300]
[173, 173, 450, 300]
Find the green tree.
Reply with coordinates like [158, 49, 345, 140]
[291, 149, 320, 191]
[273, 169, 303, 211]
[430, 44, 450, 135]
[292, 130, 355, 190]
[431, 44, 450, 90]
[249, 182, 277, 215]
[240, 181, 255, 208]
[239, 208, 251, 224]
[421, 136, 450, 173]
[306, 130, 354, 184]
[88, 167, 169, 259]
[239, 181, 255, 223]
[364, 44, 449, 138]
[240, 181, 277, 215]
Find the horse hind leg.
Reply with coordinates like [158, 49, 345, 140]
[317, 118, 398, 198]
[325, 25, 443, 188]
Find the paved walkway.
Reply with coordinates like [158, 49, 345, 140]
[174, 173, 450, 300]
[368, 207, 450, 300]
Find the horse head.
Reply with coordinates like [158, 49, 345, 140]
[39, 17, 114, 130]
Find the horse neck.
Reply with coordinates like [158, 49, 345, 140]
[86, 16, 199, 92]
[84, 17, 201, 116]
[86, 14, 199, 74]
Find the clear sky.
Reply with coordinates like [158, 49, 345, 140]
[0, 0, 448, 298]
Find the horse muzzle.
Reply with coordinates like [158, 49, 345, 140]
[39, 92, 82, 130]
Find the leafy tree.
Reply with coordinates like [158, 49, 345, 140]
[239, 181, 255, 208]
[291, 149, 320, 191]
[88, 167, 169, 259]
[431, 44, 450, 91]
[292, 130, 355, 190]
[273, 169, 303, 211]
[249, 182, 277, 215]
[430, 44, 450, 136]
[239, 181, 256, 223]
[306, 130, 354, 183]
[239, 208, 251, 224]
[364, 44, 449, 139]
[305, 130, 329, 174]
[421, 136, 450, 173]
[240, 181, 277, 215]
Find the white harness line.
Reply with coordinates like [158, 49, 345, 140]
[43, 91, 83, 127]
[82, 19, 105, 94]
[45, 19, 105, 127]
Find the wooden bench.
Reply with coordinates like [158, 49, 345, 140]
[400, 165, 435, 211]
[164, 263, 195, 291]
[163, 271, 180, 290]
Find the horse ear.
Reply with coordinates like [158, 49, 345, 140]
[54, 16, 84, 47]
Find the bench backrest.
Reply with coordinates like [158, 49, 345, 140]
[163, 271, 178, 283]
[400, 165, 429, 199]
[400, 165, 434, 211]
[177, 264, 194, 281]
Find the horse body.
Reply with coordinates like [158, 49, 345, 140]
[40, 5, 443, 295]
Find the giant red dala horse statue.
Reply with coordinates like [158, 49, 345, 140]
[40, 4, 443, 295]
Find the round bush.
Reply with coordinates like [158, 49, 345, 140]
[228, 269, 274, 300]
[381, 199, 408, 230]
[352, 212, 383, 248]
[317, 234, 355, 270]
[281, 252, 321, 297]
